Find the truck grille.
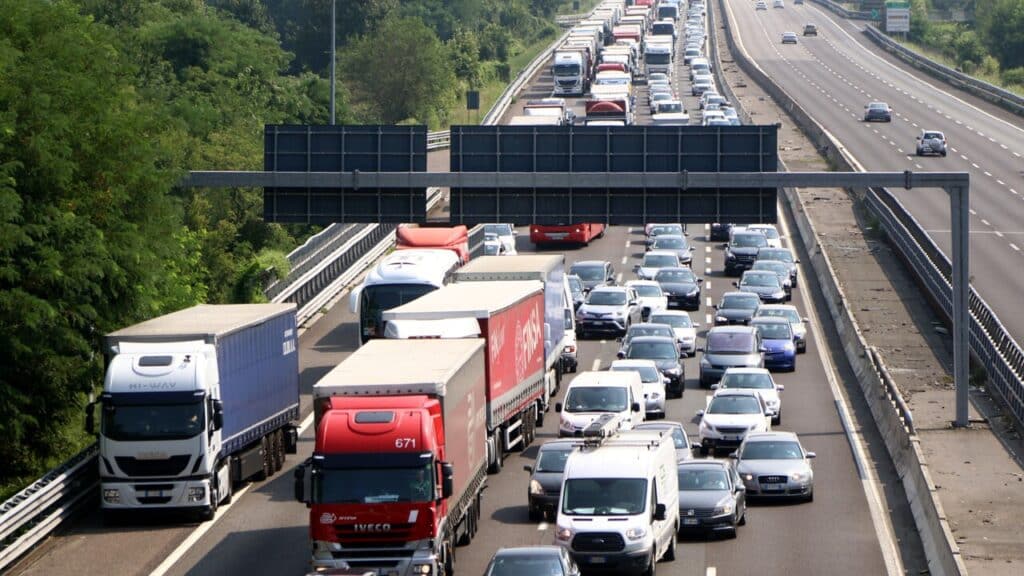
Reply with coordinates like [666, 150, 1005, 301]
[115, 455, 191, 476]
[335, 522, 415, 544]
[573, 532, 625, 552]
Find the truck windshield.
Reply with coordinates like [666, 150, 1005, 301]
[562, 478, 647, 515]
[564, 386, 628, 413]
[554, 63, 581, 76]
[361, 283, 437, 339]
[102, 402, 205, 441]
[316, 462, 435, 504]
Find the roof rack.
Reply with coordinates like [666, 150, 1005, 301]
[580, 414, 667, 449]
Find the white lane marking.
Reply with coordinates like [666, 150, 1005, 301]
[1012, 189, 1019, 195]
[621, 256, 628, 264]
[627, 227, 633, 234]
[997, 180, 1006, 186]
[706, 267, 713, 275]
[960, 154, 968, 160]
[706, 296, 713, 308]
[1016, 152, 1022, 158]
[591, 358, 601, 371]
[706, 245, 712, 253]
[616, 272, 623, 283]
[705, 281, 711, 291]
[538, 521, 549, 531]
[914, 163, 922, 169]
[707, 568, 718, 576]
[971, 163, 980, 168]
[1011, 244, 1020, 251]
[984, 171, 992, 177]
[705, 257, 712, 265]
[705, 313, 713, 325]
[950, 147, 958, 153]
[969, 209, 977, 215]
[995, 231, 1004, 238]
[896, 148, 903, 154]
[981, 219, 991, 226]
[625, 240, 631, 249]
[1000, 144, 1008, 149]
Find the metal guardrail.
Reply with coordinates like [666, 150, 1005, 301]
[862, 25, 1024, 117]
[865, 187, 1024, 428]
[868, 346, 916, 434]
[556, 14, 587, 27]
[0, 16, 568, 570]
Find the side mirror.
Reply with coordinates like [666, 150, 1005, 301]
[696, 409, 705, 417]
[777, 384, 785, 391]
[794, 259, 801, 264]
[523, 465, 533, 473]
[697, 278, 704, 284]
[293, 462, 309, 504]
[653, 503, 667, 521]
[732, 281, 739, 287]
[441, 462, 455, 498]
[765, 410, 774, 417]
[513, 229, 519, 235]
[915, 136, 921, 140]
[720, 242, 729, 248]
[633, 264, 641, 272]
[348, 285, 363, 315]
[629, 300, 638, 306]
[212, 400, 224, 431]
[806, 452, 817, 459]
[693, 322, 701, 327]
[616, 336, 623, 342]
[555, 402, 563, 413]
[85, 401, 96, 435]
[802, 317, 809, 322]
[696, 346, 704, 353]
[691, 442, 702, 451]
[728, 452, 738, 459]
[710, 384, 720, 390]
[711, 304, 719, 310]
[735, 483, 746, 492]
[632, 402, 641, 413]
[760, 346, 768, 353]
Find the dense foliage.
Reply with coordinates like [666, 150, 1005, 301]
[0, 0, 558, 488]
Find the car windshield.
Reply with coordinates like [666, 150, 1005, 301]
[654, 237, 687, 250]
[649, 313, 692, 328]
[707, 331, 755, 353]
[628, 325, 673, 339]
[562, 478, 647, 515]
[633, 284, 663, 298]
[707, 395, 762, 414]
[732, 233, 768, 248]
[572, 265, 606, 281]
[759, 249, 793, 263]
[678, 468, 730, 491]
[758, 308, 800, 323]
[652, 92, 672, 101]
[612, 364, 661, 383]
[486, 554, 564, 576]
[751, 227, 779, 239]
[652, 227, 683, 238]
[721, 295, 760, 309]
[657, 103, 684, 114]
[587, 291, 626, 306]
[755, 322, 792, 340]
[655, 269, 696, 283]
[644, 254, 678, 267]
[627, 341, 678, 359]
[568, 277, 583, 293]
[536, 448, 572, 473]
[742, 273, 779, 287]
[564, 386, 629, 413]
[484, 224, 510, 236]
[741, 440, 804, 460]
[721, 372, 774, 389]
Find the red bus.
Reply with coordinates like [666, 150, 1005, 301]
[530, 223, 606, 246]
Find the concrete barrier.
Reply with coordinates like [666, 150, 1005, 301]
[716, 0, 968, 573]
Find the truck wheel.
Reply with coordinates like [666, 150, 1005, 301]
[252, 437, 270, 481]
[201, 486, 219, 521]
[488, 435, 504, 474]
[535, 401, 546, 428]
[272, 430, 285, 472]
[443, 538, 456, 576]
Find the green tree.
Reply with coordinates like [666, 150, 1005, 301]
[981, 0, 1024, 69]
[908, 0, 931, 41]
[448, 28, 481, 85]
[340, 16, 457, 124]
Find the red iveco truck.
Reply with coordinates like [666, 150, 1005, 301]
[295, 339, 488, 576]
[382, 280, 547, 473]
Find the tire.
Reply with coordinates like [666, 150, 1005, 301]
[528, 506, 543, 522]
[488, 434, 504, 474]
[725, 525, 738, 539]
[443, 539, 456, 576]
[806, 489, 814, 503]
[201, 485, 218, 521]
[699, 445, 709, 457]
[941, 151, 947, 157]
[663, 526, 677, 561]
[272, 430, 285, 473]
[252, 436, 270, 481]
[773, 410, 781, 426]
[642, 554, 657, 576]
[738, 506, 747, 526]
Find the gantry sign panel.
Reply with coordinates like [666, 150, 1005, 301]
[263, 125, 427, 224]
[449, 125, 778, 225]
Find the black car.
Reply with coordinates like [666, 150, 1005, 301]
[619, 335, 685, 397]
[724, 231, 769, 276]
[710, 223, 733, 241]
[677, 460, 747, 538]
[524, 440, 578, 521]
[567, 274, 585, 310]
[863, 101, 892, 122]
[484, 546, 580, 576]
[654, 267, 703, 311]
[713, 291, 762, 325]
[756, 247, 799, 287]
[569, 260, 615, 292]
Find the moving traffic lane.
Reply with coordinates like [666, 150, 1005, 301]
[722, 0, 1024, 342]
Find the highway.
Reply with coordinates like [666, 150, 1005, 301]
[10, 5, 902, 576]
[721, 0, 1024, 343]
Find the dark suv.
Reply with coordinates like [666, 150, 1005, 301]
[569, 260, 615, 292]
[724, 231, 769, 276]
[803, 23, 817, 36]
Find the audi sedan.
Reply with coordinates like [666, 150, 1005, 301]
[863, 101, 892, 122]
[484, 546, 580, 576]
[781, 31, 798, 44]
[732, 431, 815, 501]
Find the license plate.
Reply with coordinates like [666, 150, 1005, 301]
[589, 557, 606, 564]
[142, 489, 164, 498]
[762, 483, 784, 491]
[548, 233, 567, 239]
[683, 518, 699, 525]
[724, 435, 739, 442]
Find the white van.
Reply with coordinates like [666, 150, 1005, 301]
[556, 371, 645, 437]
[689, 57, 712, 80]
[555, 420, 680, 575]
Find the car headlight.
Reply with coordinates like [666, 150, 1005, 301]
[559, 419, 574, 431]
[103, 488, 121, 504]
[791, 471, 810, 482]
[700, 420, 715, 433]
[687, 287, 699, 296]
[556, 526, 574, 541]
[765, 399, 780, 407]
[649, 392, 661, 400]
[716, 316, 728, 323]
[530, 479, 545, 495]
[625, 526, 648, 540]
[783, 342, 795, 350]
[713, 503, 734, 516]
[726, 252, 736, 260]
[665, 366, 681, 375]
[612, 310, 624, 317]
[700, 356, 711, 367]
[743, 473, 754, 482]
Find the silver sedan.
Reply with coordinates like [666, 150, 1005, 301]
[732, 431, 815, 501]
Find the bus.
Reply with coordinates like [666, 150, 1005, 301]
[348, 249, 461, 344]
[529, 223, 606, 246]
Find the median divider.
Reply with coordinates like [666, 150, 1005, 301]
[716, 0, 968, 573]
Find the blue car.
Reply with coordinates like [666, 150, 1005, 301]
[750, 317, 796, 372]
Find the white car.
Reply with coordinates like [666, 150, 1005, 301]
[648, 310, 700, 356]
[626, 280, 669, 319]
[746, 223, 782, 248]
[692, 77, 715, 96]
[713, 367, 784, 425]
[756, 0, 768, 9]
[610, 359, 668, 420]
[702, 110, 727, 126]
[634, 250, 683, 280]
[697, 389, 771, 456]
[753, 304, 808, 353]
[482, 223, 517, 255]
[773, 0, 785, 7]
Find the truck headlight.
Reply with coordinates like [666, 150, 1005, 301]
[530, 480, 545, 495]
[103, 489, 121, 504]
[556, 526, 574, 541]
[188, 486, 206, 502]
[412, 564, 432, 575]
[625, 526, 648, 540]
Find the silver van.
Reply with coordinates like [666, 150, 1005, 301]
[698, 326, 764, 387]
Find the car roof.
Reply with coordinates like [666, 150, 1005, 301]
[493, 546, 565, 557]
[629, 335, 677, 343]
[744, 431, 800, 442]
[751, 316, 790, 325]
[649, 309, 691, 317]
[743, 270, 777, 277]
[646, 250, 680, 258]
[678, 459, 730, 470]
[723, 367, 771, 375]
[626, 280, 662, 288]
[712, 388, 761, 398]
[537, 439, 580, 452]
[722, 290, 759, 299]
[591, 285, 626, 293]
[611, 359, 659, 369]
[708, 324, 758, 334]
[573, 260, 609, 267]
